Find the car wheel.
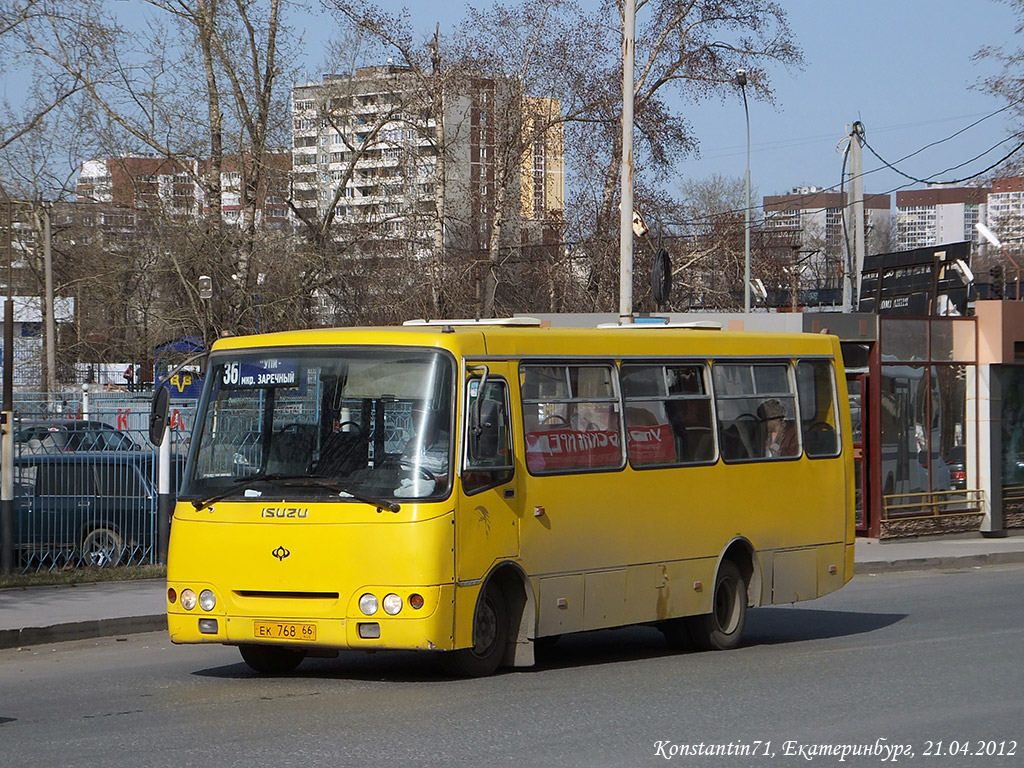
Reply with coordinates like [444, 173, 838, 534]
[82, 528, 124, 567]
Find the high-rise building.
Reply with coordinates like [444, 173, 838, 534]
[985, 177, 1024, 242]
[520, 96, 565, 242]
[762, 187, 891, 291]
[894, 184, 988, 251]
[290, 66, 563, 256]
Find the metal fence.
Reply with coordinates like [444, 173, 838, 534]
[6, 392, 195, 574]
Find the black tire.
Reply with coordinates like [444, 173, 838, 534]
[238, 644, 306, 674]
[442, 588, 508, 677]
[82, 528, 124, 567]
[687, 560, 747, 651]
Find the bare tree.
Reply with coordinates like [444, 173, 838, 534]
[319, 3, 465, 319]
[976, 0, 1024, 177]
[449, 1, 586, 317]
[560, 0, 802, 310]
[20, 0, 301, 338]
[0, 0, 93, 160]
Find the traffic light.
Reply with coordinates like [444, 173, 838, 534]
[991, 265, 1005, 299]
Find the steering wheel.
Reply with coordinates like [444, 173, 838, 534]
[541, 414, 569, 426]
[336, 420, 364, 436]
[398, 458, 437, 482]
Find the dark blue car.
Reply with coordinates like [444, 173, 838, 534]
[13, 451, 183, 567]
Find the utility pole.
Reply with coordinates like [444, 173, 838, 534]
[736, 69, 751, 312]
[619, 0, 636, 323]
[1, 183, 13, 575]
[39, 204, 57, 404]
[844, 121, 866, 312]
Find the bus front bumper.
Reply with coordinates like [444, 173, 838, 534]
[166, 583, 456, 652]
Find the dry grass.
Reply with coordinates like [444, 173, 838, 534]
[0, 564, 165, 590]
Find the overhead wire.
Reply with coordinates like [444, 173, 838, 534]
[672, 99, 1024, 231]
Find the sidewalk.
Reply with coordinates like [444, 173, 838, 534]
[0, 579, 166, 649]
[2, 532, 1024, 650]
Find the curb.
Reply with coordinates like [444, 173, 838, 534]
[0, 614, 166, 650]
[854, 550, 1024, 575]
[4, 552, 1024, 650]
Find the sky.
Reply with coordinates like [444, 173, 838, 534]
[300, 0, 1024, 203]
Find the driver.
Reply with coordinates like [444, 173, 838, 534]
[396, 402, 450, 496]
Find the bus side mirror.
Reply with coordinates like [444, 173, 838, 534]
[471, 399, 501, 462]
[150, 386, 171, 446]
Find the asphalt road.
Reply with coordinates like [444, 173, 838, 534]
[1, 565, 1022, 768]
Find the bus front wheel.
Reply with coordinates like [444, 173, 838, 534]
[688, 560, 747, 651]
[442, 587, 508, 677]
[239, 644, 306, 674]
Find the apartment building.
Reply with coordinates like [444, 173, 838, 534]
[894, 184, 988, 251]
[521, 96, 565, 246]
[986, 176, 1024, 242]
[290, 66, 564, 256]
[762, 186, 891, 291]
[76, 154, 291, 229]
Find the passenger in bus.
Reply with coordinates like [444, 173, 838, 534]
[758, 398, 798, 458]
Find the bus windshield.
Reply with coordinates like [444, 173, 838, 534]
[182, 347, 455, 505]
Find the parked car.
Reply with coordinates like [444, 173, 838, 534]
[14, 419, 142, 454]
[946, 445, 967, 490]
[13, 451, 184, 567]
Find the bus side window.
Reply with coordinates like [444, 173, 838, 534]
[798, 360, 840, 458]
[521, 363, 623, 474]
[464, 378, 513, 495]
[622, 363, 715, 467]
[713, 362, 798, 462]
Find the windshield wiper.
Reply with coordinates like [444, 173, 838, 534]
[191, 473, 400, 513]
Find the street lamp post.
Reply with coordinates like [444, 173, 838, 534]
[736, 69, 751, 313]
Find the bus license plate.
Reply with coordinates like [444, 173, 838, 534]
[253, 621, 317, 642]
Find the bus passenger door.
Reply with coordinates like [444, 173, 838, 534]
[455, 370, 520, 583]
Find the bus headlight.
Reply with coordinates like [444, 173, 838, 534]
[180, 589, 198, 611]
[382, 594, 402, 615]
[359, 593, 379, 616]
[199, 590, 217, 611]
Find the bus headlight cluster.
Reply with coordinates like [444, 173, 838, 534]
[170, 587, 217, 612]
[358, 592, 424, 616]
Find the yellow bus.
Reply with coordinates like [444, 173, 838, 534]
[163, 319, 854, 675]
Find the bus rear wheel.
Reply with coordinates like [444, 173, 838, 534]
[687, 560, 747, 651]
[238, 644, 306, 674]
[442, 587, 508, 677]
